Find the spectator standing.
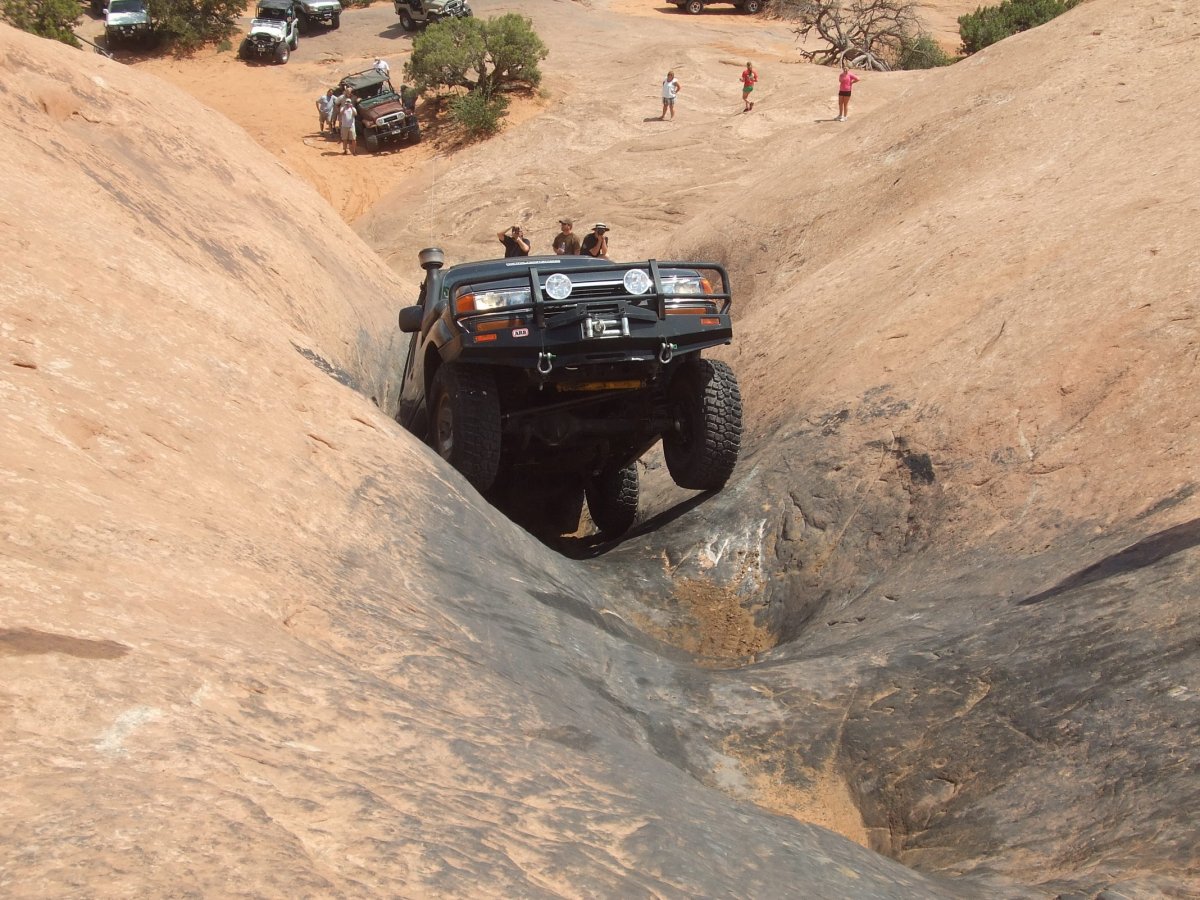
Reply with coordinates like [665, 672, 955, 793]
[740, 62, 757, 112]
[552, 219, 581, 255]
[837, 62, 860, 121]
[580, 223, 610, 259]
[660, 71, 680, 121]
[497, 225, 531, 258]
[316, 88, 336, 134]
[374, 57, 391, 79]
[338, 92, 358, 155]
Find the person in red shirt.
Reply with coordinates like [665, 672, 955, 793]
[740, 62, 758, 112]
[837, 62, 860, 122]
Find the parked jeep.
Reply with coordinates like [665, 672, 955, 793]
[338, 69, 420, 151]
[297, 0, 341, 31]
[394, 0, 472, 31]
[104, 0, 152, 47]
[672, 0, 763, 12]
[238, 0, 300, 65]
[395, 249, 743, 539]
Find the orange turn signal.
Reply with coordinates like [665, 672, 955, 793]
[473, 333, 497, 343]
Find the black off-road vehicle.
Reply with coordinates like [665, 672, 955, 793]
[396, 249, 743, 538]
[673, 0, 763, 13]
[394, 0, 472, 31]
[338, 69, 420, 151]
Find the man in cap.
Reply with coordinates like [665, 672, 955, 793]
[552, 218, 581, 255]
[580, 223, 610, 259]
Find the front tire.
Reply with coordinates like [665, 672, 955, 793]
[429, 364, 502, 492]
[743, 0, 762, 11]
[663, 358, 742, 491]
[275, 43, 289, 64]
[685, 0, 704, 12]
[238, 39, 251, 60]
[586, 463, 639, 539]
[398, 10, 415, 29]
[331, 12, 340, 27]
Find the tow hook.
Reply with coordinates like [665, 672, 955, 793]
[537, 352, 555, 375]
[658, 342, 676, 364]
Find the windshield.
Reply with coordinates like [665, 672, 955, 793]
[108, 0, 145, 12]
[257, 6, 287, 19]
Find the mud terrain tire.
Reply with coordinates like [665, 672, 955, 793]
[275, 43, 289, 64]
[664, 358, 742, 491]
[586, 464, 639, 538]
[398, 10, 415, 29]
[429, 364, 501, 492]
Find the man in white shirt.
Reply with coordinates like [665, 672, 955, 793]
[374, 57, 390, 79]
[660, 70, 680, 121]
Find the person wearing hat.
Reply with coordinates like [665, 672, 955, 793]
[580, 223, 610, 259]
[374, 57, 390, 79]
[552, 218, 581, 255]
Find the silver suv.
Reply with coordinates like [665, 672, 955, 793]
[104, 0, 152, 47]
[297, 0, 341, 30]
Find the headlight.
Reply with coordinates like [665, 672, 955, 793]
[544, 273, 572, 300]
[661, 275, 712, 296]
[455, 287, 531, 314]
[623, 269, 652, 295]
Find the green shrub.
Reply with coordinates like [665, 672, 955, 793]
[148, 0, 244, 52]
[449, 90, 509, 138]
[958, 0, 1079, 55]
[896, 33, 955, 69]
[1, 0, 82, 48]
[405, 13, 547, 97]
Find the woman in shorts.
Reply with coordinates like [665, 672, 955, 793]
[837, 62, 860, 122]
[741, 62, 757, 112]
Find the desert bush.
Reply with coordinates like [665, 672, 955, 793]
[769, 0, 938, 70]
[449, 90, 509, 138]
[1, 0, 82, 48]
[147, 0, 244, 52]
[405, 13, 547, 97]
[896, 33, 955, 68]
[958, 0, 1080, 55]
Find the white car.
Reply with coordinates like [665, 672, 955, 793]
[239, 0, 300, 65]
[104, 0, 152, 47]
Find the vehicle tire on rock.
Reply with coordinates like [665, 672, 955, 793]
[275, 43, 289, 63]
[238, 39, 251, 59]
[586, 463, 639, 539]
[429, 363, 502, 492]
[685, 0, 704, 12]
[743, 0, 762, 11]
[289, 30, 298, 49]
[331, 12, 340, 27]
[364, 132, 380, 152]
[663, 357, 742, 491]
[398, 10, 415, 29]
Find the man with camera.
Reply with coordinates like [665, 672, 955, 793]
[580, 223, 610, 259]
[497, 224, 531, 258]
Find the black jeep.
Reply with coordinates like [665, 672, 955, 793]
[396, 249, 743, 538]
[672, 0, 763, 12]
[338, 70, 420, 151]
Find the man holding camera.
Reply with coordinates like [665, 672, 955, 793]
[580, 223, 610, 259]
[497, 224, 531, 258]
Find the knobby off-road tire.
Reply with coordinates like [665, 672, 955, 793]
[586, 464, 639, 539]
[331, 12, 340, 27]
[663, 358, 742, 491]
[398, 10, 415, 29]
[429, 364, 501, 492]
[289, 29, 298, 50]
[275, 43, 289, 64]
[238, 39, 251, 60]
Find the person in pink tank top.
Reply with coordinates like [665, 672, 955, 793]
[837, 62, 860, 122]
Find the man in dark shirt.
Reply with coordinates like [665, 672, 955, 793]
[552, 218, 581, 255]
[497, 225, 531, 257]
[580, 223, 610, 258]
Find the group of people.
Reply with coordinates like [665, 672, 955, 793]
[316, 87, 360, 155]
[314, 58, 399, 156]
[658, 59, 863, 121]
[497, 219, 611, 259]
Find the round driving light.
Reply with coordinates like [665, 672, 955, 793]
[623, 269, 652, 295]
[544, 273, 573, 301]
